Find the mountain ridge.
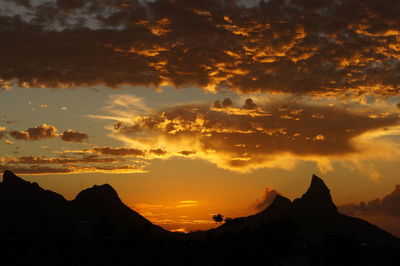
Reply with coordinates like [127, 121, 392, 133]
[0, 170, 167, 237]
[1, 170, 398, 246]
[207, 174, 399, 247]
[1, 170, 399, 265]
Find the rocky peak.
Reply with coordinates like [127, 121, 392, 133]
[3, 170, 31, 186]
[293, 174, 338, 216]
[74, 184, 121, 204]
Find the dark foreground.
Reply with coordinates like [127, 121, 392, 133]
[0, 170, 399, 266]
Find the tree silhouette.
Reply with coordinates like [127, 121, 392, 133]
[212, 214, 224, 223]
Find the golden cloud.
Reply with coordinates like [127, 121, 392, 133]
[0, 154, 148, 175]
[106, 98, 400, 172]
[1, 0, 400, 97]
[10, 124, 58, 141]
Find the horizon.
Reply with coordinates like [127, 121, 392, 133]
[1, 0, 400, 237]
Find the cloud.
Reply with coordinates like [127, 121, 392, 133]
[1, 155, 117, 165]
[253, 187, 279, 211]
[8, 124, 88, 142]
[108, 97, 400, 172]
[92, 146, 167, 158]
[178, 150, 196, 156]
[3, 139, 14, 145]
[0, 164, 147, 175]
[0, 126, 6, 139]
[9, 124, 58, 140]
[1, 0, 400, 97]
[340, 185, 400, 218]
[60, 130, 89, 142]
[0, 154, 148, 175]
[93, 147, 146, 157]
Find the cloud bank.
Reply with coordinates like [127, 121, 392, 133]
[1, 0, 400, 96]
[340, 185, 400, 218]
[0, 154, 148, 175]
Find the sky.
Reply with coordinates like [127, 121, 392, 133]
[1, 0, 400, 235]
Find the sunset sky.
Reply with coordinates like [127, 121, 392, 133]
[1, 0, 400, 235]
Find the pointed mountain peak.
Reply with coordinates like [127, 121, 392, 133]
[3, 170, 30, 185]
[259, 194, 292, 218]
[261, 194, 292, 213]
[74, 183, 121, 203]
[268, 194, 292, 208]
[308, 174, 330, 194]
[293, 174, 338, 215]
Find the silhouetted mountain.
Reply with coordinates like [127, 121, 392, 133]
[293, 174, 338, 216]
[1, 170, 399, 266]
[0, 170, 167, 237]
[207, 174, 399, 248]
[72, 184, 166, 236]
[0, 170, 69, 236]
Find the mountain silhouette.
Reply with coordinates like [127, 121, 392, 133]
[72, 183, 166, 236]
[0, 170, 166, 237]
[1, 170, 399, 266]
[293, 174, 338, 215]
[207, 174, 399, 247]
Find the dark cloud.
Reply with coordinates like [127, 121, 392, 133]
[8, 124, 89, 142]
[92, 146, 167, 158]
[112, 98, 400, 171]
[340, 185, 400, 218]
[149, 148, 167, 156]
[3, 155, 117, 165]
[243, 98, 256, 110]
[93, 147, 146, 157]
[9, 124, 58, 141]
[1, 0, 400, 96]
[222, 98, 234, 108]
[253, 187, 279, 211]
[0, 165, 72, 175]
[60, 130, 89, 142]
[178, 150, 196, 156]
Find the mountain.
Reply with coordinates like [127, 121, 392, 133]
[293, 174, 338, 216]
[206, 174, 399, 247]
[0, 170, 167, 237]
[1, 170, 399, 265]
